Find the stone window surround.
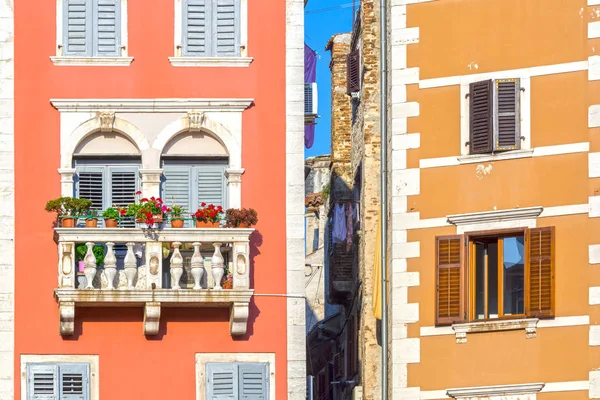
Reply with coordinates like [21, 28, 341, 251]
[446, 383, 544, 399]
[169, 0, 252, 67]
[51, 98, 253, 208]
[51, 0, 133, 66]
[20, 354, 100, 400]
[195, 352, 275, 400]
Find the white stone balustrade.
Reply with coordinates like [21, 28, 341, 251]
[54, 227, 254, 337]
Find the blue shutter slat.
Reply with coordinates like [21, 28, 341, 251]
[206, 363, 237, 399]
[162, 165, 192, 227]
[58, 364, 90, 400]
[197, 165, 226, 208]
[93, 0, 121, 56]
[109, 166, 138, 227]
[213, 0, 240, 56]
[183, 0, 210, 56]
[27, 364, 59, 400]
[63, 0, 92, 56]
[238, 363, 268, 399]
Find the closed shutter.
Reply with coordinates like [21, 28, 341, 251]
[28, 364, 59, 400]
[346, 50, 360, 94]
[59, 364, 89, 400]
[77, 169, 104, 210]
[93, 0, 121, 56]
[213, 0, 240, 56]
[63, 0, 93, 56]
[206, 363, 238, 399]
[527, 227, 555, 318]
[469, 80, 493, 154]
[109, 167, 138, 227]
[494, 78, 521, 151]
[238, 363, 268, 399]
[163, 165, 192, 227]
[183, 0, 210, 56]
[197, 164, 227, 208]
[435, 235, 464, 325]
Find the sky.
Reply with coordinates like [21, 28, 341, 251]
[304, 1, 355, 159]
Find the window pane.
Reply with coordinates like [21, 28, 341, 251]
[475, 243, 485, 319]
[488, 242, 498, 318]
[503, 236, 525, 315]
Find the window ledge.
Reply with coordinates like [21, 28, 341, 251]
[168, 56, 254, 67]
[452, 318, 539, 344]
[446, 383, 545, 398]
[457, 149, 534, 165]
[50, 56, 134, 66]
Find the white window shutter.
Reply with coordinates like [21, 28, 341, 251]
[63, 0, 93, 56]
[58, 363, 90, 400]
[183, 0, 210, 56]
[206, 363, 238, 399]
[27, 364, 59, 400]
[93, 0, 121, 56]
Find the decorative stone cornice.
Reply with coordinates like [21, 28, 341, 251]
[50, 98, 255, 113]
[139, 169, 163, 184]
[446, 383, 545, 398]
[447, 206, 544, 226]
[225, 168, 245, 184]
[96, 111, 115, 132]
[452, 318, 539, 344]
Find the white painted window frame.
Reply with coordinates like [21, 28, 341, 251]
[169, 0, 253, 67]
[51, 0, 133, 66]
[20, 354, 100, 400]
[195, 353, 275, 400]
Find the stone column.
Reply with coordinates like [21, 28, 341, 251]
[58, 168, 76, 197]
[225, 168, 244, 208]
[139, 169, 163, 199]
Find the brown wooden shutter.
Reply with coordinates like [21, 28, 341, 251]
[346, 50, 360, 94]
[494, 78, 521, 151]
[527, 227, 555, 318]
[436, 235, 464, 325]
[469, 80, 493, 154]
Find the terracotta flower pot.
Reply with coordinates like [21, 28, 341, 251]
[136, 213, 164, 223]
[195, 220, 220, 228]
[85, 219, 98, 228]
[104, 218, 118, 228]
[61, 217, 75, 228]
[171, 218, 184, 228]
[238, 223, 250, 228]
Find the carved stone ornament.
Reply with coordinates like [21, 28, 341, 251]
[188, 111, 205, 132]
[96, 111, 115, 132]
[144, 302, 161, 335]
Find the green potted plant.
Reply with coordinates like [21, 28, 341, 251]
[225, 208, 258, 228]
[45, 197, 92, 227]
[84, 209, 99, 228]
[102, 206, 125, 228]
[191, 203, 223, 228]
[127, 191, 167, 227]
[169, 205, 185, 228]
[75, 243, 105, 288]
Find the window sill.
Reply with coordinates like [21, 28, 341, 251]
[168, 56, 254, 67]
[50, 56, 134, 66]
[457, 149, 534, 165]
[452, 318, 539, 344]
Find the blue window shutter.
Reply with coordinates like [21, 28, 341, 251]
[213, 0, 240, 56]
[238, 363, 268, 399]
[162, 164, 192, 227]
[75, 168, 104, 210]
[206, 363, 238, 399]
[196, 161, 227, 209]
[109, 166, 138, 227]
[93, 0, 121, 56]
[27, 364, 59, 400]
[63, 0, 93, 56]
[58, 363, 90, 400]
[183, 0, 210, 56]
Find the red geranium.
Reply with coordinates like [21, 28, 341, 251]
[191, 203, 223, 223]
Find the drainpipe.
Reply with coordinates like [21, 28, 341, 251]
[380, 0, 389, 398]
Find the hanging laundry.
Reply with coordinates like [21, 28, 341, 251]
[346, 203, 353, 252]
[332, 203, 347, 244]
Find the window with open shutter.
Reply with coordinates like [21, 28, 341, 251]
[109, 166, 138, 227]
[469, 80, 493, 154]
[435, 235, 464, 326]
[77, 169, 104, 210]
[63, 0, 93, 56]
[214, 0, 240, 56]
[527, 227, 555, 318]
[183, 0, 209, 56]
[494, 78, 521, 151]
[346, 50, 360, 94]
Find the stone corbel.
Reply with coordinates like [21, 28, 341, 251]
[230, 302, 250, 336]
[188, 111, 206, 132]
[144, 302, 161, 335]
[96, 111, 115, 132]
[59, 301, 75, 336]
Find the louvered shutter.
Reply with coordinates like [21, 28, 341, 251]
[196, 163, 227, 208]
[494, 78, 521, 151]
[162, 165, 192, 227]
[206, 363, 238, 399]
[346, 50, 360, 94]
[63, 0, 93, 56]
[238, 363, 268, 399]
[27, 364, 59, 400]
[435, 235, 464, 325]
[93, 0, 121, 56]
[109, 166, 138, 227]
[76, 169, 104, 210]
[183, 0, 210, 56]
[213, 0, 240, 56]
[527, 227, 555, 318]
[469, 80, 493, 154]
[59, 364, 89, 400]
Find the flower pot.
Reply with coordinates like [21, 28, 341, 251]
[61, 217, 75, 228]
[104, 218, 118, 228]
[195, 220, 220, 228]
[85, 219, 98, 228]
[238, 223, 250, 228]
[136, 213, 163, 223]
[171, 218, 184, 228]
[78, 261, 85, 273]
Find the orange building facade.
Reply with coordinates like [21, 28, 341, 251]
[389, 0, 600, 398]
[3, 0, 306, 399]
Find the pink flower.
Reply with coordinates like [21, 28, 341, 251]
[161, 205, 167, 212]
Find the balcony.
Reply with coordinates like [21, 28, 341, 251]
[54, 227, 254, 337]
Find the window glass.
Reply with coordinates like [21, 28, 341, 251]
[503, 236, 525, 316]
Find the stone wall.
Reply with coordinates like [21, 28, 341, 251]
[0, 0, 14, 398]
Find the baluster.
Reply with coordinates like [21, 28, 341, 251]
[83, 242, 97, 289]
[124, 242, 137, 290]
[170, 241, 184, 289]
[191, 242, 205, 290]
[211, 242, 225, 290]
[104, 242, 117, 290]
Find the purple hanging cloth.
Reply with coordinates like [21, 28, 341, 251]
[305, 44, 317, 83]
[305, 124, 315, 149]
